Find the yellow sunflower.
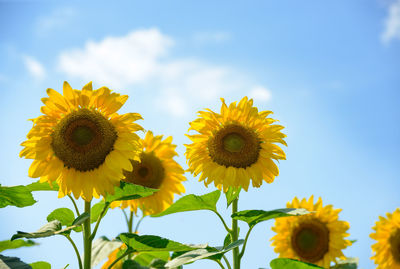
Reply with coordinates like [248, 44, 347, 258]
[101, 245, 127, 269]
[185, 97, 286, 191]
[110, 131, 186, 215]
[20, 81, 143, 201]
[271, 196, 352, 268]
[370, 208, 400, 269]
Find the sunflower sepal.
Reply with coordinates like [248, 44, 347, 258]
[225, 186, 241, 208]
[151, 190, 221, 217]
[232, 208, 310, 228]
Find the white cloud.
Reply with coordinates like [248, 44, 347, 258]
[381, 0, 400, 44]
[193, 31, 231, 44]
[36, 7, 76, 35]
[248, 86, 272, 102]
[57, 28, 270, 117]
[23, 56, 46, 80]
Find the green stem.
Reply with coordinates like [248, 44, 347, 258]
[238, 225, 254, 259]
[231, 198, 240, 269]
[213, 210, 232, 234]
[64, 234, 83, 269]
[128, 210, 134, 233]
[90, 203, 109, 241]
[134, 215, 145, 234]
[67, 194, 80, 216]
[83, 201, 92, 269]
[222, 255, 232, 269]
[107, 249, 134, 269]
[215, 259, 226, 269]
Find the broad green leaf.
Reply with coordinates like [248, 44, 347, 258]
[0, 239, 38, 252]
[232, 208, 309, 227]
[152, 190, 221, 217]
[11, 213, 90, 240]
[30, 261, 51, 269]
[225, 186, 241, 207]
[134, 252, 169, 266]
[105, 182, 158, 203]
[0, 255, 31, 269]
[47, 208, 75, 226]
[0, 184, 36, 208]
[165, 240, 244, 267]
[91, 236, 122, 267]
[122, 260, 147, 269]
[26, 181, 59, 192]
[330, 258, 358, 269]
[119, 233, 207, 252]
[270, 258, 323, 269]
[91, 200, 106, 223]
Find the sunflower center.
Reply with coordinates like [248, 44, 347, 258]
[390, 229, 400, 263]
[123, 152, 165, 189]
[291, 219, 330, 263]
[51, 108, 117, 172]
[208, 124, 260, 168]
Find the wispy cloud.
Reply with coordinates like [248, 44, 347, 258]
[58, 28, 271, 117]
[36, 7, 76, 35]
[249, 86, 272, 102]
[381, 0, 400, 44]
[23, 55, 46, 80]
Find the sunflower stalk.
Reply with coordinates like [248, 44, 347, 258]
[231, 198, 240, 269]
[83, 201, 92, 269]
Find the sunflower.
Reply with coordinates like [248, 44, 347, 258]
[185, 97, 286, 191]
[110, 131, 186, 215]
[370, 208, 400, 269]
[101, 244, 127, 269]
[270, 196, 352, 268]
[20, 81, 143, 201]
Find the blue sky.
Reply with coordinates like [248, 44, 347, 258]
[0, 1, 399, 268]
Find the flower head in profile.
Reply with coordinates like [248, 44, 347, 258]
[271, 196, 352, 268]
[110, 131, 186, 215]
[185, 97, 286, 191]
[370, 208, 400, 269]
[20, 81, 143, 201]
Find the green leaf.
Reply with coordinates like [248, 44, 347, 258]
[91, 236, 122, 267]
[0, 239, 38, 252]
[232, 208, 310, 227]
[30, 261, 52, 269]
[91, 200, 106, 223]
[134, 252, 170, 266]
[165, 240, 244, 267]
[70, 212, 90, 232]
[105, 182, 158, 204]
[225, 186, 241, 207]
[119, 233, 207, 252]
[152, 190, 221, 217]
[270, 258, 323, 269]
[26, 181, 59, 192]
[47, 208, 75, 226]
[0, 184, 36, 208]
[330, 258, 358, 269]
[0, 255, 31, 269]
[11, 213, 90, 241]
[122, 260, 147, 269]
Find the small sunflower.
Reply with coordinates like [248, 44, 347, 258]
[185, 97, 286, 191]
[370, 208, 400, 269]
[110, 131, 186, 215]
[20, 81, 143, 201]
[101, 245, 127, 269]
[271, 196, 352, 268]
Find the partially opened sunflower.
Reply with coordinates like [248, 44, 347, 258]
[110, 131, 186, 215]
[370, 208, 400, 269]
[271, 196, 352, 268]
[20, 81, 143, 201]
[185, 97, 286, 191]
